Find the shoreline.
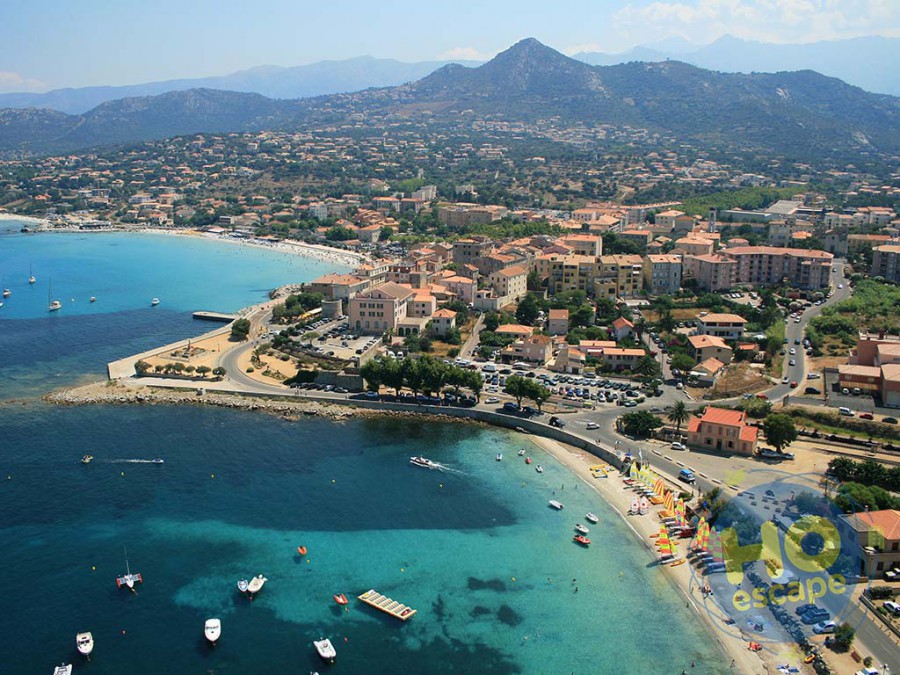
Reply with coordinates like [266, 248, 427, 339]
[48, 379, 786, 673]
[0, 214, 367, 268]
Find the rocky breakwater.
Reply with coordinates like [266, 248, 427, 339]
[45, 381, 357, 420]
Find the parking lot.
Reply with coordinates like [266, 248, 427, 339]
[270, 316, 381, 363]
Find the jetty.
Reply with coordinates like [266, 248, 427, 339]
[192, 311, 238, 323]
[357, 589, 417, 621]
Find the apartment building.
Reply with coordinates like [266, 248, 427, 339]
[593, 255, 644, 299]
[872, 245, 900, 283]
[727, 246, 833, 289]
[655, 209, 685, 231]
[561, 233, 603, 257]
[686, 407, 758, 456]
[643, 254, 683, 295]
[452, 237, 495, 266]
[304, 273, 370, 301]
[696, 313, 747, 341]
[348, 282, 414, 335]
[618, 229, 653, 252]
[682, 254, 736, 292]
[488, 265, 528, 303]
[547, 254, 599, 296]
[838, 509, 900, 580]
[599, 347, 645, 371]
[500, 334, 553, 365]
[673, 237, 715, 257]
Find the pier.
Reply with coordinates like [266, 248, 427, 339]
[357, 589, 417, 621]
[192, 311, 238, 322]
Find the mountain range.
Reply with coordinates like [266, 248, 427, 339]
[0, 56, 480, 115]
[575, 34, 900, 97]
[1, 38, 898, 161]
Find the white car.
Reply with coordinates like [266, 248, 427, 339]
[789, 359, 796, 366]
[586, 422, 600, 430]
[838, 284, 844, 289]
[671, 442, 687, 451]
[485, 396, 500, 404]
[781, 376, 790, 384]
[789, 348, 796, 355]
[812, 620, 836, 634]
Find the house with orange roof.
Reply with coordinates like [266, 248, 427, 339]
[552, 344, 586, 374]
[691, 357, 726, 386]
[685, 407, 758, 455]
[598, 347, 645, 372]
[496, 324, 535, 340]
[688, 334, 733, 365]
[430, 308, 457, 337]
[547, 309, 570, 336]
[611, 316, 634, 341]
[838, 509, 900, 579]
[500, 334, 552, 365]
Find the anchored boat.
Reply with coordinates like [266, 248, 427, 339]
[76, 631, 93, 658]
[204, 618, 221, 644]
[246, 574, 267, 596]
[116, 547, 142, 590]
[52, 665, 72, 675]
[585, 512, 599, 524]
[314, 637, 336, 662]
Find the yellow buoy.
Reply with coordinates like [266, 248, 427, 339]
[511, 577, 516, 582]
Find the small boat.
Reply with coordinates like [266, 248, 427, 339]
[81, 454, 93, 464]
[52, 665, 72, 675]
[2, 288, 10, 298]
[535, 464, 543, 473]
[116, 547, 142, 590]
[48, 279, 61, 312]
[297, 546, 307, 556]
[525, 457, 532, 465]
[314, 637, 337, 662]
[333, 593, 348, 605]
[575, 523, 590, 535]
[204, 618, 221, 644]
[151, 458, 164, 464]
[585, 512, 599, 524]
[517, 449, 525, 456]
[246, 574, 267, 595]
[151, 298, 160, 306]
[237, 578, 249, 593]
[76, 631, 94, 657]
[90, 296, 96, 303]
[409, 456, 439, 469]
[495, 453, 502, 461]
[29, 263, 35, 284]
[573, 534, 591, 546]
[548, 500, 564, 510]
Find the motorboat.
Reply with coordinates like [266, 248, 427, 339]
[297, 546, 307, 556]
[52, 665, 72, 675]
[409, 456, 439, 470]
[29, 263, 35, 284]
[204, 618, 221, 644]
[314, 637, 337, 661]
[585, 512, 599, 524]
[535, 465, 543, 473]
[333, 593, 348, 605]
[574, 523, 590, 535]
[517, 449, 525, 456]
[495, 453, 502, 461]
[76, 631, 93, 657]
[2, 288, 10, 298]
[151, 298, 160, 306]
[525, 457, 532, 465]
[116, 547, 142, 590]
[237, 578, 249, 593]
[151, 458, 164, 464]
[548, 500, 564, 510]
[81, 455, 93, 464]
[89, 297, 96, 303]
[246, 574, 267, 595]
[573, 535, 591, 546]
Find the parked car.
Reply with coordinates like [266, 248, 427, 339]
[502, 402, 520, 413]
[671, 442, 687, 451]
[678, 469, 696, 484]
[883, 417, 898, 424]
[485, 396, 500, 404]
[884, 601, 900, 616]
[859, 412, 874, 420]
[812, 620, 837, 634]
[549, 416, 565, 428]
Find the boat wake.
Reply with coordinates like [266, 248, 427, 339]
[432, 462, 466, 475]
[111, 459, 163, 464]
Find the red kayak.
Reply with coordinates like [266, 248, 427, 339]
[573, 535, 591, 546]
[525, 457, 532, 464]
[297, 546, 307, 556]
[333, 593, 348, 605]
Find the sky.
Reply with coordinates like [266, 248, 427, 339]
[1, 0, 898, 92]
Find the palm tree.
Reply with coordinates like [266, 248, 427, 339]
[666, 400, 690, 437]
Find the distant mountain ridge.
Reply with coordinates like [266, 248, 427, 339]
[0, 38, 898, 162]
[0, 56, 481, 115]
[575, 34, 900, 97]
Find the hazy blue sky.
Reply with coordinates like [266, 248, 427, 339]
[1, 0, 898, 92]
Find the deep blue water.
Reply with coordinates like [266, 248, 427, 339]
[0, 225, 727, 674]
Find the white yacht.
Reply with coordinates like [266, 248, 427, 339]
[204, 618, 221, 644]
[237, 578, 249, 593]
[585, 512, 599, 524]
[48, 279, 61, 312]
[535, 465, 543, 473]
[548, 500, 564, 510]
[574, 523, 590, 535]
[409, 456, 439, 470]
[314, 637, 337, 661]
[246, 574, 267, 595]
[76, 632, 94, 657]
[150, 298, 160, 306]
[115, 547, 142, 590]
[29, 263, 36, 284]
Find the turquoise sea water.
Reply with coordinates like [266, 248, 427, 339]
[0, 225, 728, 673]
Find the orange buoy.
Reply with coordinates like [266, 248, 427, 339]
[297, 546, 307, 556]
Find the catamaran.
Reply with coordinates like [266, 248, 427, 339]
[48, 279, 61, 312]
[76, 631, 94, 658]
[115, 547, 142, 590]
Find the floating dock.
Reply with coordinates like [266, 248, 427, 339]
[357, 589, 417, 621]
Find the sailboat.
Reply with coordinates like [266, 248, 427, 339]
[115, 546, 143, 590]
[29, 263, 36, 284]
[48, 279, 62, 312]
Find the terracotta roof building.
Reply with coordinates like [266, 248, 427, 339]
[686, 407, 758, 456]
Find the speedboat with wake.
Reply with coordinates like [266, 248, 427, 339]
[204, 618, 221, 644]
[409, 456, 439, 470]
[517, 449, 525, 456]
[81, 455, 93, 464]
[76, 632, 93, 658]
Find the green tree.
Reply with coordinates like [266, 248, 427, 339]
[302, 331, 319, 346]
[230, 318, 251, 341]
[212, 366, 226, 378]
[634, 355, 661, 381]
[516, 293, 540, 326]
[504, 375, 530, 407]
[196, 365, 211, 377]
[402, 358, 425, 399]
[134, 360, 151, 376]
[669, 353, 696, 373]
[360, 359, 384, 392]
[830, 623, 855, 653]
[527, 269, 544, 291]
[739, 396, 772, 419]
[666, 401, 690, 435]
[763, 413, 798, 453]
[484, 311, 501, 332]
[620, 411, 663, 438]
